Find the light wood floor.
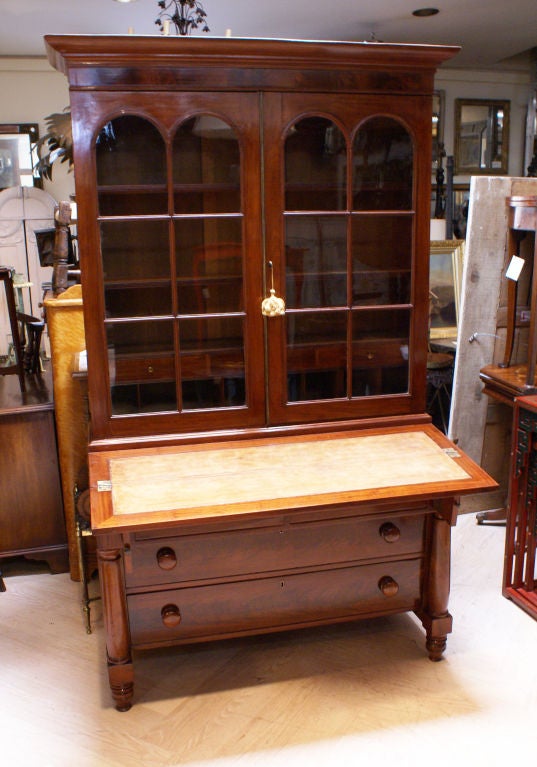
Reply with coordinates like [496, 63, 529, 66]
[2, 512, 536, 767]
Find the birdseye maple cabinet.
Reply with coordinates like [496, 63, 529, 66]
[45, 34, 496, 711]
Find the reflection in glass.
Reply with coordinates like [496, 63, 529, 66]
[96, 116, 167, 215]
[287, 311, 346, 401]
[353, 117, 413, 210]
[173, 116, 241, 213]
[175, 218, 243, 315]
[351, 309, 409, 396]
[285, 216, 347, 308]
[106, 319, 176, 414]
[285, 117, 346, 211]
[179, 316, 245, 409]
[352, 215, 412, 305]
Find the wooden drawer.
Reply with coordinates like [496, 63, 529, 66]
[114, 354, 175, 384]
[128, 558, 421, 647]
[180, 349, 244, 380]
[352, 339, 407, 368]
[124, 512, 427, 588]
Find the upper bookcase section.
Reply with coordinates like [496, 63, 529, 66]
[44, 35, 459, 93]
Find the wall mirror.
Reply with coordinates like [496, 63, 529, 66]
[454, 99, 509, 175]
[429, 239, 465, 339]
[0, 124, 40, 190]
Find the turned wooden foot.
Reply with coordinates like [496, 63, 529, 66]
[108, 660, 134, 712]
[426, 634, 447, 661]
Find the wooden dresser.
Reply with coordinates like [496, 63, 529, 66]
[0, 370, 68, 572]
[45, 34, 496, 711]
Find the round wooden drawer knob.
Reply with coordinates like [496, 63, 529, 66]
[161, 604, 181, 627]
[156, 547, 177, 570]
[378, 575, 399, 597]
[379, 522, 401, 543]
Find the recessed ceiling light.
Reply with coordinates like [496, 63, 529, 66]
[113, 0, 138, 4]
[412, 8, 440, 17]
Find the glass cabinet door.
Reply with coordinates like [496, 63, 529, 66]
[264, 94, 429, 425]
[93, 94, 264, 435]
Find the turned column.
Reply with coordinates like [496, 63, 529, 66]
[418, 499, 456, 660]
[96, 534, 133, 711]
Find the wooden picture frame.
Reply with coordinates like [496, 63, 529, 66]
[429, 239, 465, 339]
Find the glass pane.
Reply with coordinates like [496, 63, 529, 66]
[285, 117, 346, 211]
[352, 118, 413, 211]
[352, 309, 410, 396]
[106, 319, 176, 414]
[105, 285, 172, 319]
[180, 317, 245, 409]
[173, 116, 241, 213]
[285, 216, 347, 308]
[287, 311, 346, 401]
[96, 116, 167, 215]
[352, 215, 412, 305]
[101, 220, 171, 317]
[175, 218, 243, 315]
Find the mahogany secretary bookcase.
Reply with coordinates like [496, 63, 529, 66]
[46, 35, 496, 711]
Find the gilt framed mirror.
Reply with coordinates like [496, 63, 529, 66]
[454, 99, 509, 175]
[429, 240, 465, 339]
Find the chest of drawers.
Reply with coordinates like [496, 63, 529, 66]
[90, 425, 496, 710]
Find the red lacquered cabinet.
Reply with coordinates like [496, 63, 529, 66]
[45, 35, 496, 710]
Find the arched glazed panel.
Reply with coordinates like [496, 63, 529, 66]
[285, 116, 346, 211]
[96, 115, 167, 215]
[173, 115, 241, 214]
[352, 117, 413, 211]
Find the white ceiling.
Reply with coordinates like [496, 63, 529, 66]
[1, 0, 537, 71]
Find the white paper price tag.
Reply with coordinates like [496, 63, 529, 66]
[506, 255, 525, 282]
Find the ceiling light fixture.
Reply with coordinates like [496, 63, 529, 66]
[412, 8, 440, 17]
[113, 0, 138, 4]
[155, 1, 210, 36]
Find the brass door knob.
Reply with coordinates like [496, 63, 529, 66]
[156, 547, 177, 570]
[378, 575, 399, 597]
[161, 603, 181, 627]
